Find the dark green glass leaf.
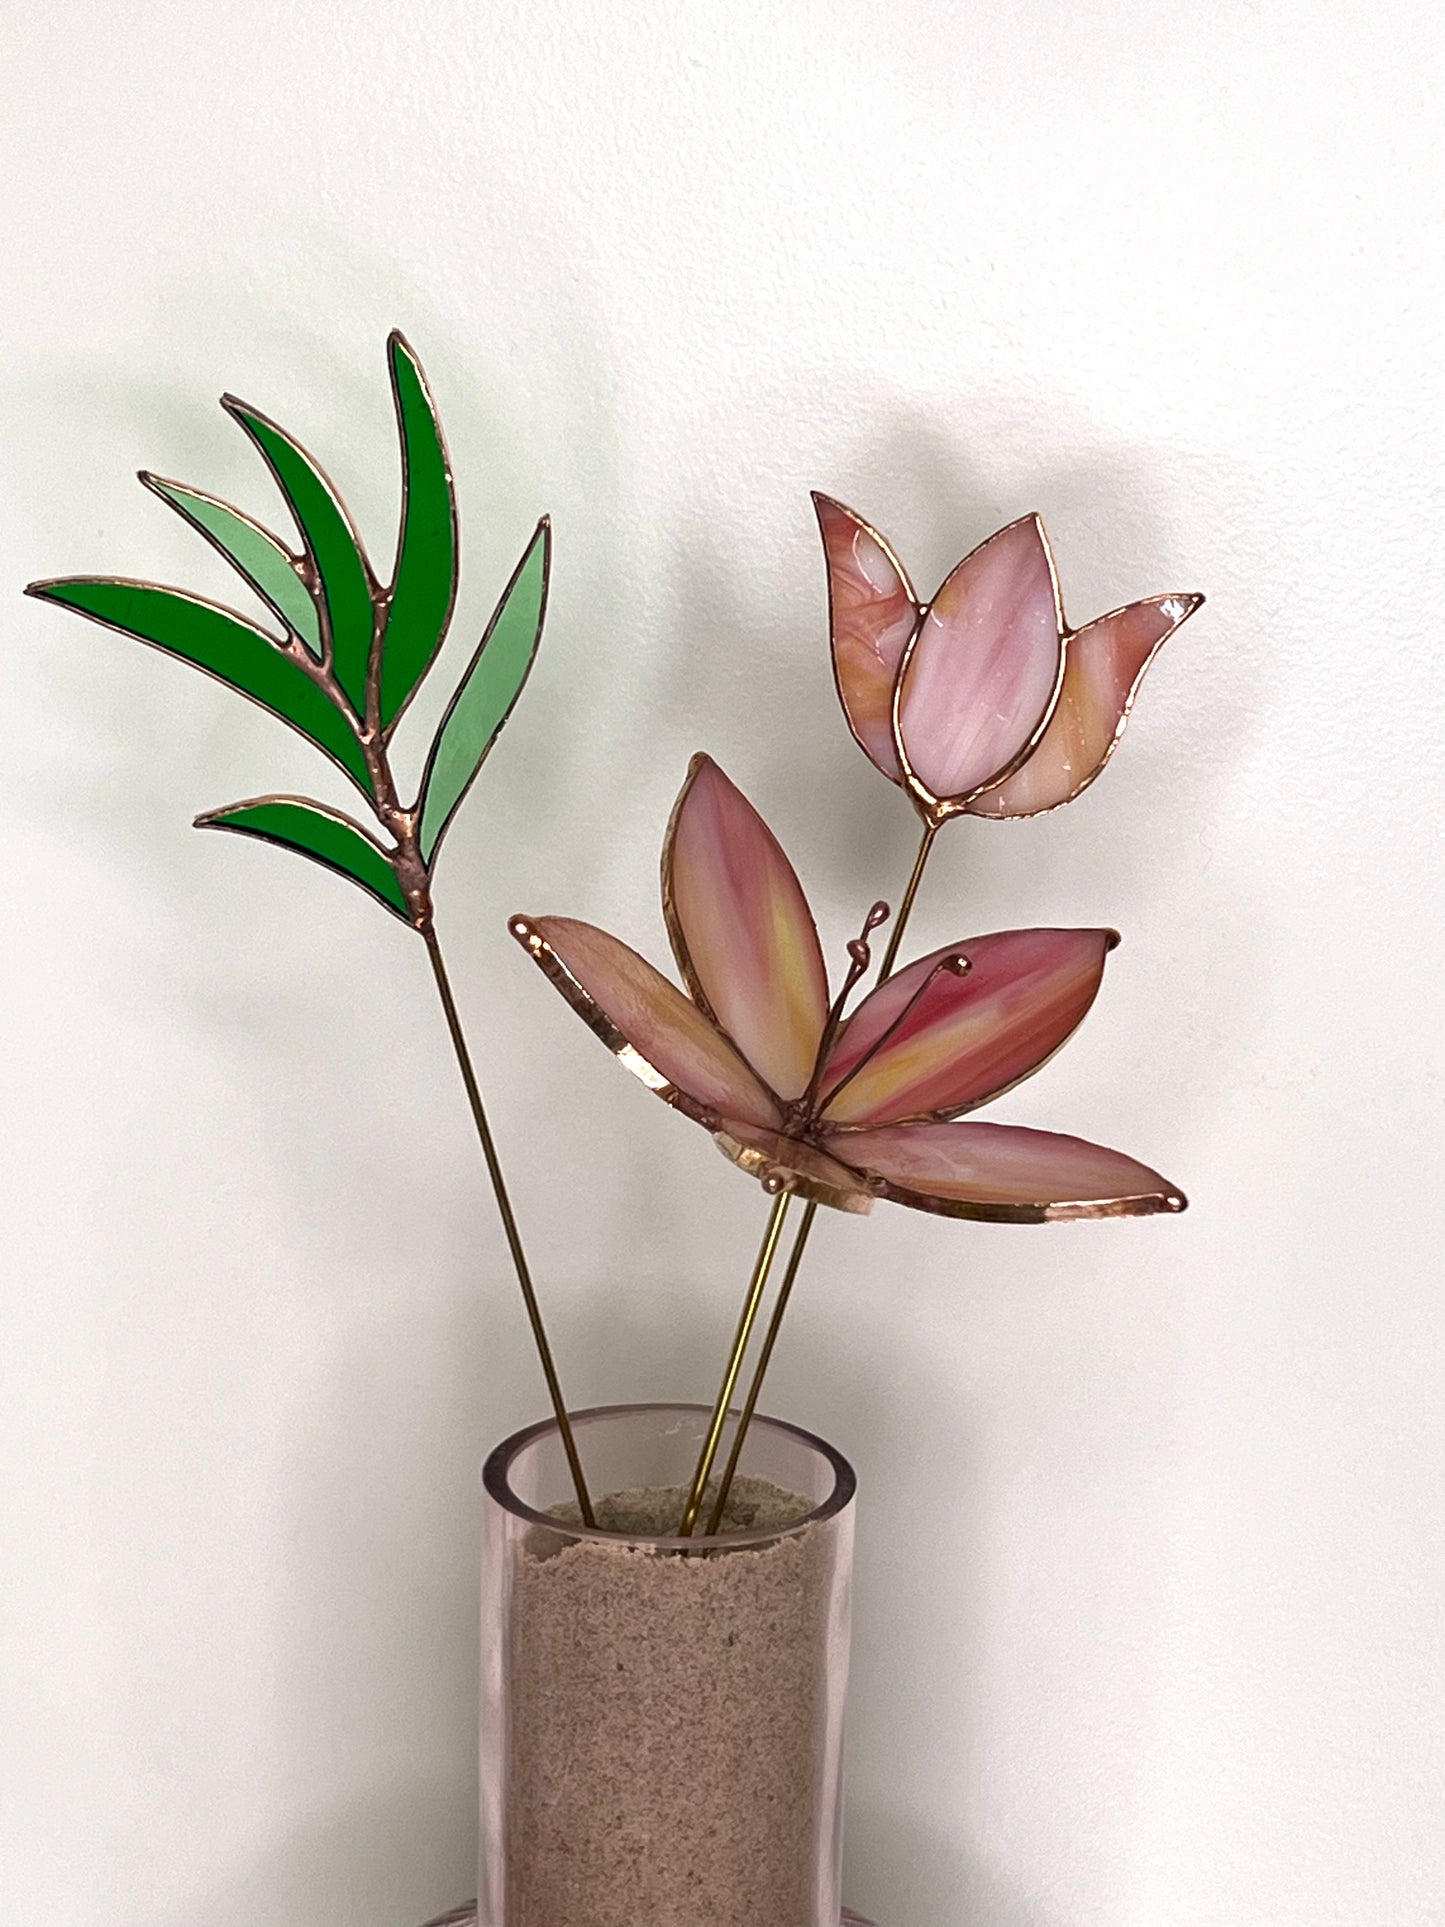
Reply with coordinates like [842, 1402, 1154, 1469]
[143, 474, 322, 653]
[195, 796, 411, 921]
[25, 578, 374, 796]
[380, 333, 458, 730]
[222, 397, 375, 714]
[416, 518, 550, 865]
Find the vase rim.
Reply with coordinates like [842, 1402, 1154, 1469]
[482, 1401, 857, 1550]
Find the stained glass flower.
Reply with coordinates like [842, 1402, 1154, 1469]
[814, 495, 1203, 823]
[511, 756, 1184, 1223]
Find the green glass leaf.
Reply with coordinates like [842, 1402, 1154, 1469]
[142, 473, 322, 654]
[195, 796, 411, 922]
[416, 518, 550, 866]
[25, 578, 374, 797]
[380, 332, 458, 731]
[222, 397, 375, 715]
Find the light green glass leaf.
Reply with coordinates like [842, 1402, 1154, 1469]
[195, 796, 411, 922]
[25, 578, 374, 797]
[222, 397, 375, 714]
[416, 519, 550, 866]
[142, 473, 322, 653]
[380, 332, 458, 730]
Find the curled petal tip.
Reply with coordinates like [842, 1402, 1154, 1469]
[1151, 590, 1204, 629]
[1104, 929, 1122, 952]
[1164, 1188, 1188, 1213]
[508, 914, 539, 947]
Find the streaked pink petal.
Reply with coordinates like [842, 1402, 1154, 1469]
[713, 1121, 878, 1216]
[835, 1120, 1186, 1222]
[819, 928, 1116, 1127]
[663, 756, 830, 1102]
[510, 914, 780, 1131]
[895, 515, 1063, 803]
[814, 493, 918, 781]
[970, 594, 1202, 818]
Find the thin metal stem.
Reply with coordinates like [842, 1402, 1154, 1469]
[703, 820, 948, 1525]
[814, 953, 969, 1120]
[677, 1191, 793, 1536]
[705, 1199, 819, 1533]
[876, 818, 939, 982]
[422, 926, 595, 1526]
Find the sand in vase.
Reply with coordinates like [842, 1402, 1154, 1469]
[418, 1910, 876, 1925]
[500, 1478, 837, 1925]
[418, 1911, 876, 1925]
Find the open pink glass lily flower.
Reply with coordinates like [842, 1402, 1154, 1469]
[511, 756, 1184, 1223]
[814, 494, 1203, 824]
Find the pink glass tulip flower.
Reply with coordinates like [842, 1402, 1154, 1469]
[814, 495, 1203, 826]
[511, 756, 1184, 1223]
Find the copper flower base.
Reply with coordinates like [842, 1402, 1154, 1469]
[418, 1908, 876, 1925]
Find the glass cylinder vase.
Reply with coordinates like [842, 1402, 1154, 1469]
[479, 1402, 857, 1927]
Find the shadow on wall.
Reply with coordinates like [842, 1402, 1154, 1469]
[831, 1327, 1070, 1927]
[163, 1775, 473, 1927]
[847, 1805, 1060, 1927]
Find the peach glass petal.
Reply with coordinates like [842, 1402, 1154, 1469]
[895, 516, 1063, 802]
[814, 494, 918, 781]
[510, 914, 780, 1131]
[664, 757, 830, 1103]
[969, 594, 1203, 818]
[836, 1120, 1187, 1221]
[820, 929, 1116, 1127]
[713, 1121, 877, 1215]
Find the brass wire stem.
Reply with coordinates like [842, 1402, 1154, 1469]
[705, 1198, 819, 1534]
[677, 1191, 794, 1536]
[422, 926, 595, 1527]
[704, 822, 946, 1525]
[877, 818, 939, 982]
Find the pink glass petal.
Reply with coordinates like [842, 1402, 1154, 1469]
[510, 914, 780, 1131]
[814, 493, 919, 781]
[835, 1120, 1186, 1221]
[663, 756, 830, 1103]
[969, 594, 1202, 818]
[713, 1121, 878, 1215]
[895, 515, 1063, 803]
[820, 928, 1116, 1127]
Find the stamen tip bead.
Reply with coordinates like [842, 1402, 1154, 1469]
[761, 1169, 787, 1195]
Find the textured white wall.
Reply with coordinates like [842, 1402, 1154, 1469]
[3, 3, 1442, 1923]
